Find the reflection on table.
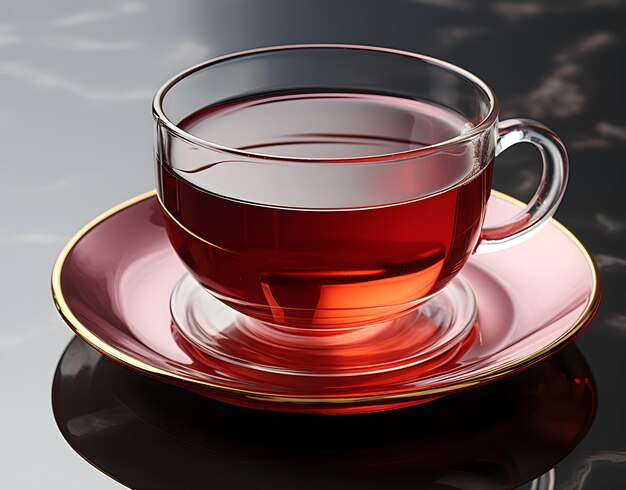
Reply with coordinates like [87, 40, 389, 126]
[52, 338, 595, 489]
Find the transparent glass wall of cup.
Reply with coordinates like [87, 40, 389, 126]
[153, 45, 568, 332]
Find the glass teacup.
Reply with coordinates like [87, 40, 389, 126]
[153, 45, 567, 375]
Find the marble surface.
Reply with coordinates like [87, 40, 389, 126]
[0, 0, 624, 488]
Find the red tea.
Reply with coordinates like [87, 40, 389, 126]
[157, 93, 492, 327]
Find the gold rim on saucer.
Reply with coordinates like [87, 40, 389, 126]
[51, 190, 600, 406]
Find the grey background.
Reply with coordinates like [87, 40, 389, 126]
[1, 0, 625, 488]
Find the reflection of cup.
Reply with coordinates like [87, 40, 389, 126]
[52, 339, 595, 489]
[153, 45, 568, 329]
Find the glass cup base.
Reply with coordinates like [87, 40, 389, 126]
[170, 274, 477, 379]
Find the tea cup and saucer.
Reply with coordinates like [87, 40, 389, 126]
[52, 45, 600, 414]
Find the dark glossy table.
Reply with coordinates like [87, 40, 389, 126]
[2, 1, 625, 488]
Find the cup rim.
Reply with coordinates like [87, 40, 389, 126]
[152, 43, 499, 164]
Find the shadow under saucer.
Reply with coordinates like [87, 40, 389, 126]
[52, 337, 596, 490]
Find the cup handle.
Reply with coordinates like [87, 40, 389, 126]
[476, 118, 569, 253]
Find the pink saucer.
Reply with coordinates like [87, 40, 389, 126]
[52, 191, 600, 414]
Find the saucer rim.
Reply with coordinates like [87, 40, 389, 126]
[51, 190, 601, 406]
